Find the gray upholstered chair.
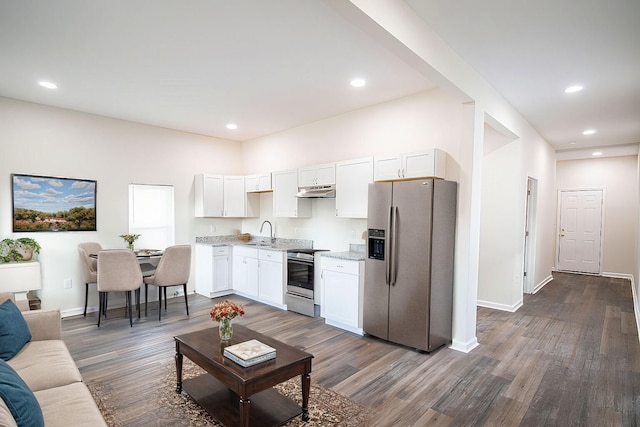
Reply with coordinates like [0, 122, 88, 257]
[78, 242, 102, 317]
[143, 244, 191, 321]
[97, 250, 143, 327]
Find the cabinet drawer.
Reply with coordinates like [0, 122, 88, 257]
[212, 246, 229, 256]
[321, 257, 360, 275]
[259, 249, 283, 262]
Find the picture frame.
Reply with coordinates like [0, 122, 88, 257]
[11, 173, 97, 232]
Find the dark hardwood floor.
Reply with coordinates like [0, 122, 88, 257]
[61, 272, 640, 426]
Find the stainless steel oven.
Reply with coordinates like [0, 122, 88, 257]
[285, 249, 324, 317]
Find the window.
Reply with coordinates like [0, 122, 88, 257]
[128, 184, 175, 250]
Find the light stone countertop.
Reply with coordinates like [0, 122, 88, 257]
[320, 244, 366, 261]
[195, 235, 313, 251]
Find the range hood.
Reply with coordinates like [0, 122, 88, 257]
[295, 185, 336, 198]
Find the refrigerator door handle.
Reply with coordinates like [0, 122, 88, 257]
[385, 205, 392, 285]
[390, 206, 399, 286]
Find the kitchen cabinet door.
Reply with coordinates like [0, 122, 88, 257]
[195, 245, 231, 298]
[402, 149, 446, 179]
[373, 155, 402, 181]
[195, 174, 256, 217]
[258, 250, 285, 306]
[232, 246, 258, 297]
[374, 149, 447, 181]
[321, 257, 364, 335]
[194, 174, 224, 217]
[245, 173, 272, 192]
[223, 176, 246, 217]
[272, 169, 311, 218]
[231, 253, 246, 294]
[245, 256, 259, 297]
[195, 244, 214, 296]
[335, 157, 373, 218]
[298, 163, 336, 187]
[212, 248, 230, 293]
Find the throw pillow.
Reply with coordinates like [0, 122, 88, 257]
[0, 359, 44, 427]
[0, 299, 32, 360]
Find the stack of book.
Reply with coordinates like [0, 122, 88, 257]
[223, 339, 276, 367]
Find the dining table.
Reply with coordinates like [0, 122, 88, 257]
[90, 249, 163, 276]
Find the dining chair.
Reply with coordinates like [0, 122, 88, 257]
[143, 245, 191, 321]
[97, 250, 143, 327]
[78, 242, 102, 317]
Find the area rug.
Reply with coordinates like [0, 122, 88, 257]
[88, 358, 369, 427]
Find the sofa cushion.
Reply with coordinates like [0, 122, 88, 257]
[0, 398, 19, 427]
[6, 341, 83, 392]
[0, 359, 44, 427]
[0, 299, 31, 360]
[34, 382, 107, 427]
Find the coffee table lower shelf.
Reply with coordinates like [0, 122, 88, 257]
[183, 374, 303, 427]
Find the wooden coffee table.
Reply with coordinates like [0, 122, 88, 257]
[174, 324, 313, 427]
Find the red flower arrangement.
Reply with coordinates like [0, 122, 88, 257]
[209, 300, 245, 322]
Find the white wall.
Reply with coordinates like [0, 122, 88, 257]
[240, 88, 465, 251]
[0, 97, 243, 313]
[478, 122, 557, 311]
[556, 156, 638, 277]
[242, 88, 464, 175]
[478, 126, 525, 310]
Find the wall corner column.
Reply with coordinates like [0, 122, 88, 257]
[450, 101, 484, 352]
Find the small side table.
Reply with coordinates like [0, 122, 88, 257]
[0, 261, 42, 304]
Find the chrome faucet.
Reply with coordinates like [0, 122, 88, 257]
[260, 220, 275, 243]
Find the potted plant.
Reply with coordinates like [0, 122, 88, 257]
[119, 233, 141, 250]
[0, 237, 41, 262]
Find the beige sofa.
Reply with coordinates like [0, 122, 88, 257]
[0, 293, 106, 426]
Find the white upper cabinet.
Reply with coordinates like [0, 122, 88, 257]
[272, 169, 312, 218]
[374, 148, 447, 181]
[194, 174, 224, 217]
[298, 163, 336, 187]
[223, 175, 247, 217]
[194, 174, 258, 217]
[335, 157, 373, 218]
[245, 173, 272, 192]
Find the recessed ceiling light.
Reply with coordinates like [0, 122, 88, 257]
[350, 78, 366, 88]
[564, 85, 583, 93]
[38, 81, 57, 89]
[226, 123, 238, 130]
[592, 152, 603, 156]
[569, 141, 577, 145]
[583, 129, 597, 135]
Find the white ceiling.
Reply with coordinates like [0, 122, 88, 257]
[1, 1, 638, 153]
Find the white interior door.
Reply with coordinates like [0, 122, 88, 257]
[557, 190, 603, 274]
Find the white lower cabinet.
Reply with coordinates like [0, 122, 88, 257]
[195, 245, 232, 298]
[320, 256, 364, 335]
[232, 246, 258, 298]
[231, 246, 286, 309]
[258, 250, 286, 307]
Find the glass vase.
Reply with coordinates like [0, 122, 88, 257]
[219, 317, 233, 340]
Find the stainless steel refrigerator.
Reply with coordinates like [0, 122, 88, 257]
[363, 179, 457, 352]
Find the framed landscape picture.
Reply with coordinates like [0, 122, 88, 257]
[12, 174, 97, 232]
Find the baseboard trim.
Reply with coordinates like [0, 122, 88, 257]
[450, 337, 479, 353]
[477, 299, 523, 313]
[532, 274, 554, 294]
[59, 291, 196, 319]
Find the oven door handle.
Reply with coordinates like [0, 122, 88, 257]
[287, 258, 314, 266]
